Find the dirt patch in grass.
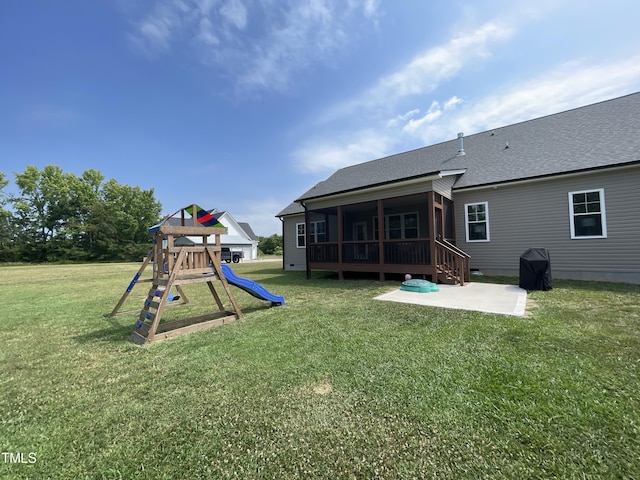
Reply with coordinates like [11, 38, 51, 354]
[312, 381, 332, 395]
[524, 298, 539, 317]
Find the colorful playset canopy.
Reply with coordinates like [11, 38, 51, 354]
[149, 204, 224, 233]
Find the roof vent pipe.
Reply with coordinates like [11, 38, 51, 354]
[456, 132, 465, 156]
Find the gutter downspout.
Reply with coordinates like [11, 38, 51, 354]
[279, 216, 285, 271]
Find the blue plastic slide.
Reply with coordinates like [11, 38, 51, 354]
[220, 264, 285, 306]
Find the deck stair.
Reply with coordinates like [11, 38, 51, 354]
[435, 239, 471, 286]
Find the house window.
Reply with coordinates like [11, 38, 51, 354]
[465, 202, 489, 242]
[404, 213, 419, 238]
[373, 212, 419, 240]
[310, 220, 326, 243]
[569, 189, 607, 238]
[388, 215, 402, 239]
[296, 223, 305, 248]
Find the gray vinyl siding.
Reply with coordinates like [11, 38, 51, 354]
[454, 166, 640, 283]
[282, 214, 307, 271]
[432, 176, 456, 199]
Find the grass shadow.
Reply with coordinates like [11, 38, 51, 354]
[75, 318, 134, 345]
[549, 278, 640, 294]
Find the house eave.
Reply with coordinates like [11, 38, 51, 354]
[439, 169, 467, 177]
[276, 211, 305, 219]
[297, 170, 464, 205]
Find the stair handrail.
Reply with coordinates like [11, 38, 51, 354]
[437, 238, 470, 259]
[435, 239, 471, 285]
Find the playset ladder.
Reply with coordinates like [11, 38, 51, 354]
[110, 250, 189, 318]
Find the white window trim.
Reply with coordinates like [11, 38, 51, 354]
[465, 202, 490, 242]
[296, 222, 305, 248]
[568, 188, 607, 239]
[373, 212, 419, 240]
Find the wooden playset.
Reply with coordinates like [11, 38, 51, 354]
[110, 204, 243, 344]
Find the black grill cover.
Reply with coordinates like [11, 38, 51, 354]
[519, 248, 552, 291]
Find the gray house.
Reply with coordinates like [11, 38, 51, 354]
[277, 92, 640, 284]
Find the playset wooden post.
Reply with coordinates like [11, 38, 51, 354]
[110, 204, 243, 344]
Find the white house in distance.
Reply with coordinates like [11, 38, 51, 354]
[172, 210, 259, 261]
[277, 92, 640, 284]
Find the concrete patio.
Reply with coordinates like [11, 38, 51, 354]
[374, 282, 528, 316]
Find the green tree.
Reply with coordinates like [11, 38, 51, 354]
[43, 166, 103, 260]
[0, 171, 18, 262]
[13, 165, 50, 261]
[0, 171, 8, 200]
[258, 233, 283, 256]
[12, 165, 161, 262]
[13, 165, 99, 261]
[87, 179, 161, 261]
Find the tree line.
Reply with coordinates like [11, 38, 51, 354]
[257, 234, 283, 256]
[0, 166, 162, 263]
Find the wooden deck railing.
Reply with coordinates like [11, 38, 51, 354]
[309, 243, 339, 263]
[435, 239, 471, 285]
[383, 240, 430, 264]
[307, 239, 469, 285]
[342, 242, 379, 264]
[309, 240, 431, 265]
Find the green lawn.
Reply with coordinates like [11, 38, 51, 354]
[1, 262, 639, 479]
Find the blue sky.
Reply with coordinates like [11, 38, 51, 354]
[2, 0, 640, 236]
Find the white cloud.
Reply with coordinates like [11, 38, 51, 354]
[399, 96, 462, 136]
[402, 101, 442, 134]
[387, 108, 419, 128]
[127, 0, 381, 93]
[293, 130, 392, 173]
[292, 54, 640, 175]
[409, 55, 640, 145]
[197, 17, 219, 45]
[130, 2, 181, 55]
[236, 1, 351, 91]
[296, 20, 515, 173]
[319, 20, 514, 123]
[444, 96, 463, 110]
[195, 0, 217, 16]
[219, 0, 247, 30]
[233, 197, 287, 236]
[369, 22, 513, 103]
[360, 0, 381, 26]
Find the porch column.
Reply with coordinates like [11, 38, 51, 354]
[337, 205, 343, 280]
[304, 206, 311, 280]
[427, 192, 436, 279]
[377, 199, 385, 281]
[279, 217, 285, 271]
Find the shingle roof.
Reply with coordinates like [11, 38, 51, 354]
[238, 222, 259, 241]
[276, 202, 305, 217]
[297, 92, 640, 202]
